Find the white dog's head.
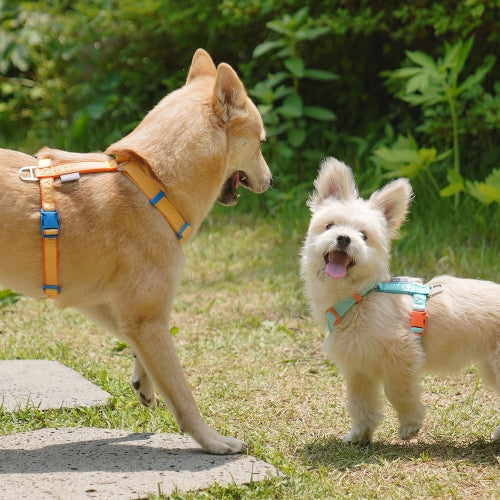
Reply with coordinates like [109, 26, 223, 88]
[301, 158, 413, 298]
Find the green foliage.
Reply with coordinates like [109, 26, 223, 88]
[0, 0, 498, 216]
[381, 37, 499, 206]
[0, 289, 21, 306]
[250, 7, 337, 192]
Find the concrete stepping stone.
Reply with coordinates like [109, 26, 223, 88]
[0, 427, 279, 498]
[0, 360, 111, 411]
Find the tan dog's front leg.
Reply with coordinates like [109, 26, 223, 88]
[131, 353, 158, 408]
[126, 319, 246, 454]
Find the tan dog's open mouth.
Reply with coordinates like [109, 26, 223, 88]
[325, 250, 355, 279]
[217, 171, 250, 206]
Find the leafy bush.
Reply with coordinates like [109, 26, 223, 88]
[0, 0, 498, 214]
[379, 37, 499, 205]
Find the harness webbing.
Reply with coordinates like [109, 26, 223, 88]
[325, 278, 433, 340]
[20, 154, 191, 298]
[30, 156, 120, 297]
[120, 161, 192, 242]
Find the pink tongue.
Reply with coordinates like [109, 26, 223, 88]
[234, 172, 240, 190]
[325, 252, 351, 279]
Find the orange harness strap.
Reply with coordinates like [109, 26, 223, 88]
[21, 156, 119, 298]
[20, 154, 191, 298]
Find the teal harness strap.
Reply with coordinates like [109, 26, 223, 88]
[325, 278, 433, 340]
[375, 279, 431, 336]
[326, 284, 376, 332]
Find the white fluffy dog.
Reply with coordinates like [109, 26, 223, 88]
[301, 157, 500, 444]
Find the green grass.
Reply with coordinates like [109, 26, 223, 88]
[1, 201, 499, 499]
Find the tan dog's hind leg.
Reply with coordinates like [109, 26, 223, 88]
[131, 354, 158, 408]
[124, 318, 245, 454]
[78, 305, 158, 409]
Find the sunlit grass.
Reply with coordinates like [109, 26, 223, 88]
[1, 201, 499, 498]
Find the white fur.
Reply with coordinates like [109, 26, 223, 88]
[301, 157, 500, 444]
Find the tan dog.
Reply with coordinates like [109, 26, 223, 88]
[301, 157, 500, 444]
[0, 49, 272, 454]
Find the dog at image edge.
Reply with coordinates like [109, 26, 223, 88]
[300, 157, 500, 444]
[0, 49, 272, 454]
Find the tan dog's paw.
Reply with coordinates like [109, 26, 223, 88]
[131, 376, 158, 408]
[195, 428, 247, 454]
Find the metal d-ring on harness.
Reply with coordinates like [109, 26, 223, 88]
[326, 277, 443, 341]
[19, 155, 192, 298]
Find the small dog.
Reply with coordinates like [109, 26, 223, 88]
[0, 49, 272, 454]
[301, 157, 500, 444]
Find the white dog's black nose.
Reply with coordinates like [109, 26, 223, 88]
[337, 234, 351, 247]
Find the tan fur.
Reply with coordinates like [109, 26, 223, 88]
[301, 157, 500, 444]
[0, 49, 272, 454]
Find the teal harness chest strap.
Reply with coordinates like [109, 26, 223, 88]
[326, 278, 434, 339]
[326, 283, 376, 332]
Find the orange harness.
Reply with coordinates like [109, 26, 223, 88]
[20, 155, 191, 298]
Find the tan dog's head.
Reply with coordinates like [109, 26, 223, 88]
[186, 49, 271, 206]
[302, 158, 413, 288]
[107, 49, 271, 222]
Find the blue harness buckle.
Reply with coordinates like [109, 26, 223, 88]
[40, 209, 61, 238]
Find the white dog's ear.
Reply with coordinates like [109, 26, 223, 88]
[186, 48, 217, 82]
[307, 157, 358, 211]
[369, 178, 413, 236]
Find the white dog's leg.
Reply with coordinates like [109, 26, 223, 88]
[342, 370, 383, 444]
[384, 376, 425, 440]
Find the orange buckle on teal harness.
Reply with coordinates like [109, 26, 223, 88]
[375, 277, 431, 339]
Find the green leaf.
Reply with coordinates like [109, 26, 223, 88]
[287, 127, 307, 148]
[465, 180, 500, 205]
[440, 169, 465, 198]
[278, 93, 303, 118]
[302, 68, 338, 81]
[294, 26, 331, 41]
[253, 40, 286, 58]
[458, 56, 495, 94]
[170, 326, 180, 336]
[303, 106, 336, 121]
[284, 57, 305, 78]
[405, 73, 429, 94]
[406, 50, 437, 72]
[465, 168, 500, 205]
[0, 289, 21, 306]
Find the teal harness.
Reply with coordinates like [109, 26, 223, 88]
[326, 278, 437, 339]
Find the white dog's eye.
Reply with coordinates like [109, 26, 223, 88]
[361, 231, 368, 241]
[326, 222, 335, 230]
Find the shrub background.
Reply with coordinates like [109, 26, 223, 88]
[1, 0, 499, 211]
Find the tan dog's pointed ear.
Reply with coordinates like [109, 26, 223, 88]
[369, 178, 413, 237]
[307, 157, 358, 211]
[186, 48, 217, 83]
[213, 63, 247, 120]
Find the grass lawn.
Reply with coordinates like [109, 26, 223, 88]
[1, 200, 499, 499]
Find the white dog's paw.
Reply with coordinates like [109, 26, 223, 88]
[342, 428, 372, 445]
[491, 425, 500, 442]
[399, 424, 421, 440]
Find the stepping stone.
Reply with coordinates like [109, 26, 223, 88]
[0, 427, 279, 498]
[0, 360, 111, 410]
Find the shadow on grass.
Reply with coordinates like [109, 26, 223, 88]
[299, 435, 500, 470]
